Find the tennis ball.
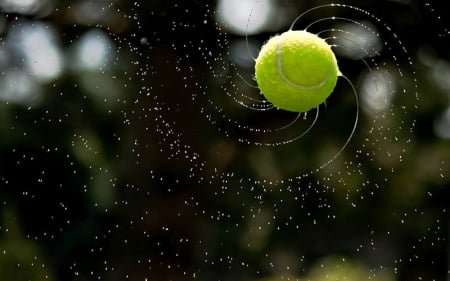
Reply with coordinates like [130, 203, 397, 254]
[255, 30, 339, 112]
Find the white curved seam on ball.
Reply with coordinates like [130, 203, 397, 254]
[276, 32, 332, 89]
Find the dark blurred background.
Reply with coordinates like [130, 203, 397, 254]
[0, 0, 449, 280]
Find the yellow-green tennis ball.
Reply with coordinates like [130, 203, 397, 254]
[255, 30, 339, 112]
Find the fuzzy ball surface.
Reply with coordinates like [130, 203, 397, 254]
[255, 30, 339, 112]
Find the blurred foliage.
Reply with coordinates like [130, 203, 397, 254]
[0, 209, 55, 281]
[259, 256, 394, 281]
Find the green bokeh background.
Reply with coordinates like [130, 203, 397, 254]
[0, 0, 449, 280]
